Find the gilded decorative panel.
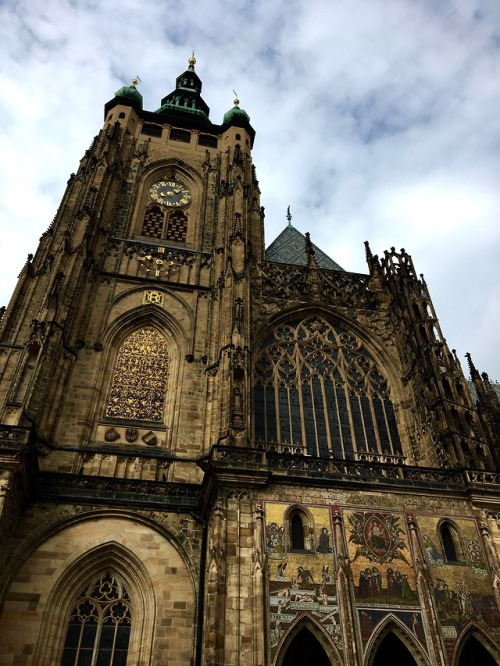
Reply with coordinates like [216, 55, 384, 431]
[343, 509, 419, 607]
[265, 502, 342, 660]
[417, 515, 500, 642]
[105, 326, 169, 422]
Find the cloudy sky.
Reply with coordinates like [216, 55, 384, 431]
[1, 0, 499, 380]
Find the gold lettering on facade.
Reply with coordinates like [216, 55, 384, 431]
[142, 290, 165, 306]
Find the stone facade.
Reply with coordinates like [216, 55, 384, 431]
[0, 59, 499, 666]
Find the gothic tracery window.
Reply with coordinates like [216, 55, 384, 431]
[254, 316, 402, 459]
[105, 326, 169, 422]
[61, 572, 131, 666]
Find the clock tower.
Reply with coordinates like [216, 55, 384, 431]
[0, 57, 499, 666]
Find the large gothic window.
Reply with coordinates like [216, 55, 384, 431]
[105, 326, 169, 422]
[254, 316, 402, 459]
[61, 572, 131, 666]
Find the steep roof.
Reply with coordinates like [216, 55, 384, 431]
[265, 225, 344, 271]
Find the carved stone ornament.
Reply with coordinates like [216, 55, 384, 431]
[125, 428, 139, 442]
[142, 431, 158, 446]
[105, 326, 169, 422]
[104, 427, 120, 442]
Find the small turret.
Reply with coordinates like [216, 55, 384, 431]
[104, 77, 143, 117]
[114, 77, 143, 107]
[223, 96, 251, 125]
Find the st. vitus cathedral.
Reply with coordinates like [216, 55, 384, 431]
[0, 57, 499, 666]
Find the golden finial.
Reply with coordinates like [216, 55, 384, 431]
[188, 51, 196, 69]
[233, 89, 240, 106]
[132, 75, 141, 86]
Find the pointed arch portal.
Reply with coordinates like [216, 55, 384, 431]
[458, 635, 497, 666]
[372, 632, 418, 666]
[281, 627, 332, 666]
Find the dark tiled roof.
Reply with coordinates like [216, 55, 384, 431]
[265, 225, 344, 271]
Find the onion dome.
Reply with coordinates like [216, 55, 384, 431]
[114, 77, 143, 108]
[223, 96, 250, 124]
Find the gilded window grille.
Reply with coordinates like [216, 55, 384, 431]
[141, 205, 165, 239]
[254, 315, 402, 459]
[106, 326, 169, 422]
[166, 210, 188, 243]
[61, 572, 131, 666]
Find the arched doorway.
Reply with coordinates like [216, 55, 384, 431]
[281, 627, 331, 666]
[457, 635, 497, 666]
[372, 632, 418, 666]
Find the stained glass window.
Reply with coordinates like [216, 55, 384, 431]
[61, 572, 131, 666]
[106, 326, 169, 422]
[254, 315, 402, 459]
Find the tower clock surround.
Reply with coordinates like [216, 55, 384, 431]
[148, 178, 192, 207]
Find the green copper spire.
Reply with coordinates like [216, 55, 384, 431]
[155, 54, 210, 120]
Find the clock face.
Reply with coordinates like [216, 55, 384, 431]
[149, 179, 191, 207]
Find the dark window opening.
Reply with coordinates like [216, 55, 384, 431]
[141, 123, 163, 138]
[441, 524, 459, 562]
[290, 514, 305, 551]
[169, 128, 191, 143]
[198, 134, 218, 148]
[118, 112, 126, 119]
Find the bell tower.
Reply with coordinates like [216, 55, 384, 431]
[0, 55, 261, 481]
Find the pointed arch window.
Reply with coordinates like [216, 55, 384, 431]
[254, 316, 402, 459]
[105, 326, 169, 422]
[141, 205, 165, 239]
[61, 572, 131, 666]
[166, 210, 188, 244]
[440, 522, 462, 563]
[290, 513, 305, 551]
